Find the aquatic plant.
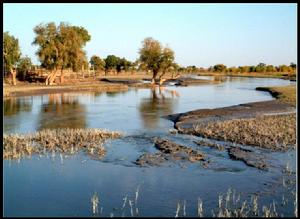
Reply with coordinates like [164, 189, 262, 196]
[91, 192, 99, 215]
[3, 128, 122, 160]
[193, 114, 296, 151]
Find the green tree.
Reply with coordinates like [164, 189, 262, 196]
[139, 37, 176, 84]
[290, 62, 297, 73]
[266, 65, 276, 72]
[227, 67, 239, 73]
[255, 63, 266, 73]
[119, 58, 133, 72]
[139, 37, 163, 83]
[90, 55, 105, 71]
[213, 64, 227, 72]
[249, 66, 256, 72]
[17, 56, 33, 81]
[32, 22, 90, 85]
[238, 66, 250, 73]
[104, 55, 121, 74]
[3, 32, 21, 85]
[158, 46, 175, 83]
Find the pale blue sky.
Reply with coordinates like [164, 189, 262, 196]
[3, 3, 297, 67]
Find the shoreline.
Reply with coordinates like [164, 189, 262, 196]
[166, 85, 296, 151]
[3, 82, 129, 98]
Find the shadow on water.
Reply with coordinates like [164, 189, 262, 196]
[139, 86, 179, 129]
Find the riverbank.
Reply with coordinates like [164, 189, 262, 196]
[3, 82, 129, 98]
[3, 74, 220, 98]
[167, 85, 296, 151]
[197, 72, 296, 81]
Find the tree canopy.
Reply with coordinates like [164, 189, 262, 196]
[90, 55, 105, 71]
[138, 37, 175, 83]
[3, 32, 21, 72]
[17, 56, 33, 80]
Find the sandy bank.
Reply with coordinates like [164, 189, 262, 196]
[3, 82, 128, 98]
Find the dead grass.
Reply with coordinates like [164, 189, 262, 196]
[3, 128, 122, 160]
[193, 114, 296, 151]
[256, 85, 296, 106]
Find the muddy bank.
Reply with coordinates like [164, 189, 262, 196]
[101, 77, 218, 88]
[227, 147, 267, 170]
[256, 85, 296, 106]
[3, 82, 128, 98]
[134, 138, 205, 166]
[164, 77, 219, 86]
[167, 100, 295, 151]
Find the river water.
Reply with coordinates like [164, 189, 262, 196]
[3, 77, 296, 217]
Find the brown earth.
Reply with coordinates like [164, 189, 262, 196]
[134, 138, 205, 167]
[3, 82, 128, 98]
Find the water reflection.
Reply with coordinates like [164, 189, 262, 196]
[139, 87, 179, 129]
[38, 93, 87, 130]
[4, 97, 32, 116]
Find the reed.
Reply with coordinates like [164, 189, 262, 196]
[3, 128, 122, 160]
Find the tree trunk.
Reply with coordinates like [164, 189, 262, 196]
[46, 70, 59, 86]
[152, 69, 158, 84]
[11, 68, 17, 86]
[158, 70, 167, 85]
[60, 68, 64, 84]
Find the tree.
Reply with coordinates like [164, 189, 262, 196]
[17, 56, 32, 81]
[227, 67, 239, 73]
[158, 47, 175, 83]
[3, 32, 21, 85]
[266, 65, 276, 73]
[90, 55, 105, 71]
[139, 37, 163, 83]
[290, 62, 297, 73]
[32, 22, 91, 85]
[255, 63, 266, 73]
[238, 66, 250, 73]
[213, 64, 227, 72]
[119, 58, 133, 72]
[104, 55, 121, 74]
[139, 37, 176, 84]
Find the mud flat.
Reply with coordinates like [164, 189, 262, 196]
[134, 138, 205, 166]
[164, 77, 219, 86]
[167, 85, 296, 151]
[3, 82, 128, 98]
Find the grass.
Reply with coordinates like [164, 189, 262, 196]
[256, 85, 296, 106]
[193, 113, 296, 151]
[90, 186, 296, 217]
[3, 128, 122, 160]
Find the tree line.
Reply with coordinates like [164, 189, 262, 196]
[3, 22, 297, 86]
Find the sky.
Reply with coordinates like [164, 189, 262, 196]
[3, 3, 297, 67]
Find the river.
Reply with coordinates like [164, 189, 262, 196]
[3, 77, 296, 217]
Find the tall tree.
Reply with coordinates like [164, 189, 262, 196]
[104, 55, 121, 74]
[139, 37, 176, 84]
[3, 32, 21, 85]
[32, 22, 90, 85]
[213, 64, 227, 72]
[90, 55, 105, 71]
[139, 37, 163, 83]
[158, 47, 175, 83]
[17, 56, 32, 81]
